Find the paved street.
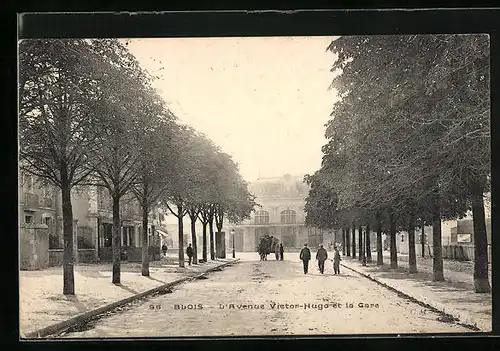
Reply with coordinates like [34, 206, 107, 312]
[59, 253, 470, 337]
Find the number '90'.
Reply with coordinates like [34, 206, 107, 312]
[149, 304, 162, 310]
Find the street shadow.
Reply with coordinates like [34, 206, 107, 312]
[439, 294, 492, 306]
[20, 268, 63, 277]
[329, 273, 358, 279]
[357, 263, 482, 295]
[113, 283, 139, 295]
[46, 294, 89, 313]
[145, 276, 167, 284]
[66, 295, 88, 313]
[77, 270, 108, 278]
[305, 272, 358, 279]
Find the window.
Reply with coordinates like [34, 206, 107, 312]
[280, 210, 296, 224]
[42, 186, 52, 199]
[103, 223, 112, 247]
[98, 188, 105, 209]
[254, 210, 269, 224]
[26, 176, 34, 192]
[25, 215, 33, 224]
[126, 227, 135, 246]
[281, 227, 297, 247]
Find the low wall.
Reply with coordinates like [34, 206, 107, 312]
[395, 242, 491, 263]
[20, 224, 49, 270]
[441, 244, 492, 263]
[48, 249, 98, 266]
[97, 246, 160, 262]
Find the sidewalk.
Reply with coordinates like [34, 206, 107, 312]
[20, 253, 237, 337]
[340, 254, 492, 332]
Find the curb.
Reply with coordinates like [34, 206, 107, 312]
[23, 259, 240, 339]
[340, 261, 484, 332]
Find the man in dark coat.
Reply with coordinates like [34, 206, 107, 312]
[162, 244, 168, 258]
[279, 243, 284, 261]
[186, 243, 194, 265]
[315, 244, 328, 274]
[299, 243, 311, 274]
[316, 244, 328, 274]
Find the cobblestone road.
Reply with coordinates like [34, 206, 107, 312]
[61, 254, 470, 337]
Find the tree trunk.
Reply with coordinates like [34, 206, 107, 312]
[366, 223, 372, 263]
[421, 224, 425, 258]
[209, 216, 215, 260]
[190, 214, 198, 265]
[471, 181, 491, 293]
[376, 216, 383, 265]
[202, 222, 208, 262]
[177, 205, 185, 268]
[141, 204, 149, 276]
[112, 194, 121, 284]
[351, 224, 356, 258]
[432, 198, 445, 281]
[216, 214, 224, 232]
[346, 226, 351, 256]
[215, 211, 224, 258]
[358, 224, 363, 261]
[341, 227, 346, 256]
[389, 212, 397, 269]
[61, 176, 75, 295]
[408, 214, 417, 274]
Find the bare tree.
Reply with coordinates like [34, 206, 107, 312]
[19, 39, 106, 295]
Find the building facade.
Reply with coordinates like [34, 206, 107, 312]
[19, 172, 58, 236]
[19, 170, 164, 267]
[233, 174, 335, 252]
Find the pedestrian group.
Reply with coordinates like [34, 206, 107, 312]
[183, 240, 342, 274]
[299, 243, 341, 275]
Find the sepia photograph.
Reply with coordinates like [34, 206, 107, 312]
[18, 33, 491, 338]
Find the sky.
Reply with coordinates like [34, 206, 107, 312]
[126, 36, 339, 182]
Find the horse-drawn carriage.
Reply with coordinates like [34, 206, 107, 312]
[257, 234, 279, 261]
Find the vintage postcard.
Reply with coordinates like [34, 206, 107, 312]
[19, 31, 492, 338]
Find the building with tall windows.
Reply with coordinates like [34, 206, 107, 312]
[232, 174, 334, 252]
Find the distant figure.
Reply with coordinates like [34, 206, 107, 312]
[299, 243, 311, 274]
[279, 243, 284, 261]
[162, 244, 168, 258]
[275, 244, 280, 260]
[333, 247, 342, 275]
[186, 243, 194, 265]
[316, 244, 328, 274]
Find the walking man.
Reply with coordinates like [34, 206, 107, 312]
[275, 243, 280, 260]
[316, 244, 328, 274]
[161, 244, 168, 258]
[186, 243, 194, 265]
[299, 243, 311, 274]
[279, 243, 284, 261]
[333, 246, 342, 275]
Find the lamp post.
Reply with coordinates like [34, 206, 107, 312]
[362, 225, 367, 266]
[231, 229, 235, 258]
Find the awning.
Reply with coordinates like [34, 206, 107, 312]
[155, 229, 169, 237]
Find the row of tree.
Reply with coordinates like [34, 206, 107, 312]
[304, 34, 491, 293]
[19, 39, 256, 295]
